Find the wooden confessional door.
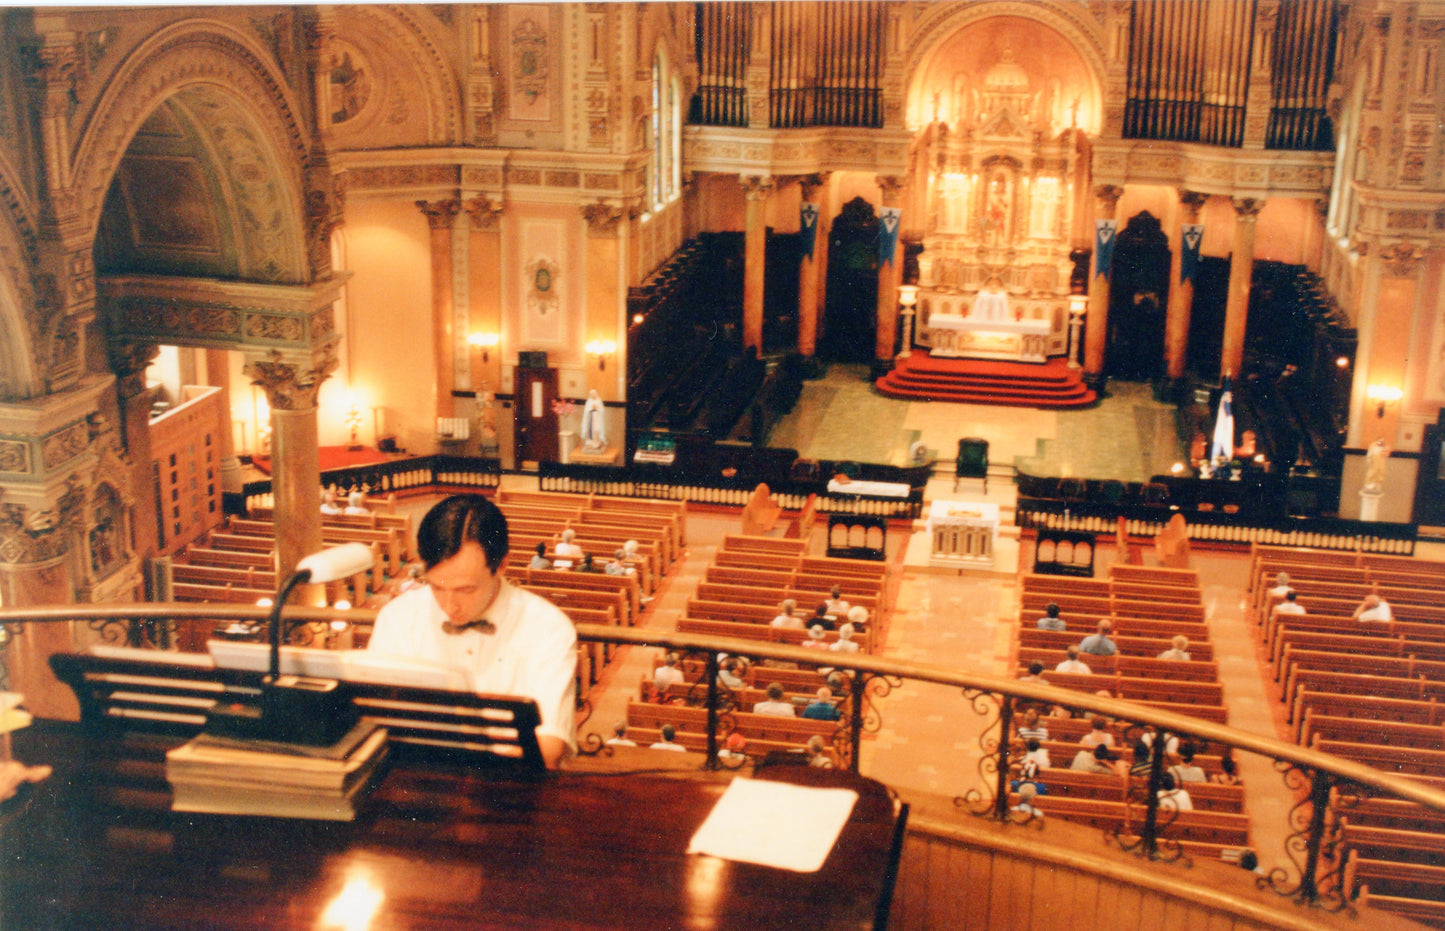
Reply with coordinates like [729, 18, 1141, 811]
[514, 367, 558, 466]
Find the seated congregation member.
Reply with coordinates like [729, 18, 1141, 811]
[802, 625, 829, 649]
[1018, 661, 1048, 685]
[650, 724, 686, 752]
[771, 599, 802, 629]
[753, 682, 796, 717]
[718, 732, 748, 762]
[344, 490, 370, 515]
[801, 686, 841, 721]
[1020, 737, 1051, 773]
[806, 735, 834, 768]
[1270, 590, 1304, 619]
[1128, 737, 1156, 777]
[1267, 571, 1293, 599]
[808, 602, 836, 631]
[1212, 754, 1242, 786]
[824, 585, 849, 616]
[366, 494, 576, 768]
[1012, 781, 1043, 818]
[846, 604, 869, 631]
[1157, 635, 1192, 661]
[1078, 716, 1115, 749]
[1015, 706, 1049, 742]
[604, 722, 636, 748]
[716, 656, 746, 690]
[1037, 602, 1066, 631]
[555, 528, 584, 559]
[830, 623, 860, 653]
[320, 487, 345, 515]
[1353, 593, 1392, 623]
[1168, 742, 1207, 783]
[1071, 743, 1122, 776]
[604, 548, 629, 576]
[529, 541, 552, 570]
[652, 652, 684, 693]
[1157, 772, 1194, 811]
[1078, 620, 1117, 657]
[1055, 645, 1092, 674]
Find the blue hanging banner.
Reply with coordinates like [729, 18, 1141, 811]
[1094, 219, 1117, 280]
[878, 207, 902, 267]
[1181, 223, 1204, 286]
[800, 202, 819, 260]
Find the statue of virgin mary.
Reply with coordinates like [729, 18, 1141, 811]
[580, 390, 606, 450]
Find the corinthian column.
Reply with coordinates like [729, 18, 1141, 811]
[1165, 190, 1209, 387]
[1084, 184, 1124, 385]
[1221, 197, 1264, 378]
[244, 346, 338, 605]
[418, 199, 461, 419]
[741, 176, 774, 352]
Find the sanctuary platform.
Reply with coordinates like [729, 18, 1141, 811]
[874, 353, 1096, 409]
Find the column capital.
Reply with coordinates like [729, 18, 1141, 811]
[876, 174, 906, 205]
[1231, 197, 1265, 220]
[799, 173, 831, 199]
[244, 346, 339, 411]
[1094, 184, 1125, 213]
[107, 341, 160, 397]
[581, 200, 627, 235]
[740, 175, 775, 200]
[1378, 241, 1426, 278]
[465, 194, 503, 231]
[416, 199, 461, 230]
[1178, 189, 1209, 219]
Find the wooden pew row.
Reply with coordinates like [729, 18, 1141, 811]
[1012, 768, 1244, 813]
[649, 655, 845, 697]
[1284, 668, 1445, 722]
[694, 582, 880, 614]
[1023, 573, 1203, 606]
[618, 726, 843, 768]
[1040, 671, 1226, 717]
[508, 518, 667, 579]
[498, 489, 686, 554]
[675, 617, 859, 651]
[507, 566, 641, 623]
[1289, 689, 1445, 742]
[1108, 565, 1201, 588]
[712, 552, 890, 590]
[1020, 574, 1112, 598]
[576, 512, 678, 566]
[222, 519, 404, 578]
[1030, 740, 1227, 774]
[1020, 628, 1216, 661]
[1352, 862, 1445, 928]
[1332, 795, 1445, 832]
[1016, 650, 1219, 683]
[1020, 592, 1206, 624]
[624, 700, 841, 753]
[248, 505, 414, 558]
[1279, 647, 1445, 687]
[1312, 737, 1445, 779]
[1019, 795, 1249, 853]
[683, 601, 873, 651]
[588, 496, 688, 547]
[1263, 595, 1445, 642]
[1299, 711, 1445, 752]
[718, 534, 808, 557]
[1019, 611, 1209, 640]
[1269, 628, 1445, 676]
[509, 533, 657, 595]
[510, 578, 632, 632]
[646, 681, 830, 713]
[563, 605, 617, 687]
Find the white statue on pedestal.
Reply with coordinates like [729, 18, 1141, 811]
[579, 390, 606, 450]
[1363, 438, 1389, 494]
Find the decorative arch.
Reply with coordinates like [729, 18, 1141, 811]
[0, 151, 43, 401]
[325, 5, 462, 147]
[903, 1, 1107, 133]
[70, 19, 313, 276]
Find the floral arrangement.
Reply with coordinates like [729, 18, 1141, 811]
[551, 398, 576, 417]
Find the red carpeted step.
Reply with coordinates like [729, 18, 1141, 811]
[874, 352, 1097, 409]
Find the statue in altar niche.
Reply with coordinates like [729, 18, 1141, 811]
[1364, 438, 1389, 493]
[983, 171, 1011, 246]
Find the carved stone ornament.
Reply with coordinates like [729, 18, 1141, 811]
[1094, 184, 1125, 211]
[523, 256, 560, 317]
[416, 199, 461, 230]
[581, 201, 623, 234]
[244, 346, 339, 410]
[465, 195, 503, 230]
[0, 476, 85, 567]
[1232, 197, 1265, 219]
[740, 176, 774, 200]
[1378, 241, 1425, 278]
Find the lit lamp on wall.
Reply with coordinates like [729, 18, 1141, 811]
[585, 339, 617, 371]
[1366, 383, 1403, 418]
[468, 331, 499, 362]
[1067, 293, 1088, 370]
[345, 394, 364, 450]
[896, 284, 920, 359]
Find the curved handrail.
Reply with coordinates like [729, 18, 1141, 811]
[5, 603, 1442, 815]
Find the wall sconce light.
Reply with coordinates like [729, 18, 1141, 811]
[585, 339, 617, 370]
[468, 331, 500, 362]
[1066, 293, 1088, 370]
[1335, 356, 1350, 369]
[1366, 384, 1403, 417]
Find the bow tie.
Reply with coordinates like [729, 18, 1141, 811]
[441, 617, 496, 635]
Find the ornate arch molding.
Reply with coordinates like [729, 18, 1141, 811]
[0, 152, 43, 401]
[327, 5, 460, 146]
[70, 20, 312, 253]
[904, 1, 1108, 118]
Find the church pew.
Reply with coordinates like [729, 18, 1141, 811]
[651, 654, 845, 696]
[694, 582, 880, 613]
[509, 531, 659, 594]
[171, 563, 277, 591]
[1020, 611, 1210, 640]
[1019, 628, 1216, 661]
[249, 505, 415, 559]
[798, 555, 890, 584]
[509, 566, 641, 622]
[171, 581, 276, 605]
[588, 496, 688, 546]
[1020, 591, 1206, 624]
[1041, 671, 1225, 713]
[1019, 795, 1249, 849]
[509, 574, 634, 627]
[1312, 738, 1445, 779]
[1299, 712, 1445, 752]
[1031, 740, 1226, 774]
[576, 512, 679, 565]
[686, 599, 779, 624]
[1289, 690, 1445, 742]
[1015, 768, 1244, 813]
[1020, 574, 1112, 598]
[223, 518, 404, 578]
[1352, 862, 1445, 927]
[719, 534, 808, 557]
[618, 727, 842, 768]
[624, 700, 842, 752]
[1016, 650, 1219, 683]
[495, 503, 585, 525]
[1108, 581, 1203, 605]
[1108, 565, 1200, 588]
[1269, 628, 1445, 675]
[674, 617, 860, 652]
[705, 565, 800, 589]
[181, 545, 272, 569]
[1333, 796, 1445, 832]
[1284, 668, 1445, 721]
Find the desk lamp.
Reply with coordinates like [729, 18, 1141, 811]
[208, 542, 374, 746]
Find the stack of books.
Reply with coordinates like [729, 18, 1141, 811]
[165, 720, 389, 821]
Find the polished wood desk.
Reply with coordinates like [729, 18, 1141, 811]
[2, 724, 906, 931]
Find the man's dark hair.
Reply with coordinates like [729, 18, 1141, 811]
[1028, 661, 1044, 676]
[1094, 744, 1112, 760]
[1045, 603, 1059, 617]
[417, 495, 510, 570]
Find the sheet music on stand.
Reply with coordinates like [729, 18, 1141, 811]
[686, 777, 858, 873]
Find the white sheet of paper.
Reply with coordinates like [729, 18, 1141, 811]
[686, 777, 858, 873]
